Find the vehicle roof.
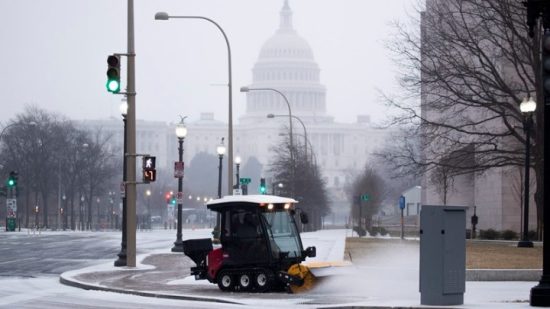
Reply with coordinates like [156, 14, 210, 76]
[206, 194, 297, 210]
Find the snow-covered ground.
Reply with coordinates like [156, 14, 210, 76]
[0, 228, 540, 308]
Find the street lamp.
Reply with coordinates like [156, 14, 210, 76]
[216, 138, 226, 198]
[213, 138, 226, 241]
[79, 195, 85, 231]
[172, 117, 188, 252]
[235, 156, 241, 191]
[155, 12, 234, 194]
[241, 86, 294, 196]
[115, 97, 128, 267]
[145, 189, 151, 230]
[518, 97, 536, 248]
[62, 194, 67, 231]
[267, 113, 308, 160]
[34, 205, 39, 229]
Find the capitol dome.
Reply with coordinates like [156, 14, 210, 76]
[241, 0, 330, 124]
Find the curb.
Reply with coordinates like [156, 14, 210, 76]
[467, 269, 542, 281]
[59, 273, 243, 305]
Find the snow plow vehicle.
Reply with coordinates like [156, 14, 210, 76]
[182, 195, 317, 293]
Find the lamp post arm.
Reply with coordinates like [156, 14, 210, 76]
[167, 15, 233, 195]
[271, 114, 308, 160]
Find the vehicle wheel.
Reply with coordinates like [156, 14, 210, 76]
[239, 273, 252, 290]
[217, 270, 234, 291]
[254, 270, 271, 292]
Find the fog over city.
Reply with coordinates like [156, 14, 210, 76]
[0, 0, 416, 124]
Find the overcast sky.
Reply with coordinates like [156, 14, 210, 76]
[0, 0, 418, 126]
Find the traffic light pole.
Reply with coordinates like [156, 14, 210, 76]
[125, 0, 137, 268]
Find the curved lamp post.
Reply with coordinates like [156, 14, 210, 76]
[241, 86, 294, 196]
[268, 113, 308, 160]
[172, 117, 188, 252]
[155, 12, 234, 195]
[518, 97, 536, 248]
[115, 97, 128, 266]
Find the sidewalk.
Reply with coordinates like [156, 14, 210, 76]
[59, 230, 537, 308]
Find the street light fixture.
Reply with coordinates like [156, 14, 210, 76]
[216, 138, 226, 198]
[214, 138, 226, 241]
[155, 12, 234, 194]
[235, 156, 241, 192]
[62, 194, 67, 230]
[115, 97, 128, 267]
[145, 189, 151, 230]
[518, 97, 536, 248]
[241, 86, 294, 196]
[172, 116, 188, 252]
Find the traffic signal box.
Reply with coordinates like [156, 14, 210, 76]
[6, 171, 17, 188]
[260, 178, 267, 194]
[106, 55, 121, 93]
[142, 156, 156, 183]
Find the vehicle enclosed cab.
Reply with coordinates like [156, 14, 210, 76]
[182, 195, 316, 292]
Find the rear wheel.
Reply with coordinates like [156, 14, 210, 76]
[254, 270, 271, 292]
[238, 273, 252, 290]
[217, 270, 234, 291]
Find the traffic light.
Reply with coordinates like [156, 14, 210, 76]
[142, 156, 157, 183]
[170, 197, 177, 205]
[106, 54, 121, 93]
[6, 171, 17, 188]
[543, 31, 550, 99]
[259, 178, 267, 195]
[143, 170, 156, 182]
[165, 192, 172, 203]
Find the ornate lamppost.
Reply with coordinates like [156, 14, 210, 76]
[213, 138, 226, 241]
[115, 98, 128, 267]
[234, 156, 241, 193]
[172, 117, 187, 252]
[518, 97, 536, 248]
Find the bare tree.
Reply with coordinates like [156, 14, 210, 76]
[383, 0, 543, 231]
[346, 164, 387, 234]
[268, 135, 329, 231]
[0, 106, 120, 230]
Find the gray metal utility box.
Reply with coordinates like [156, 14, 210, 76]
[419, 205, 468, 306]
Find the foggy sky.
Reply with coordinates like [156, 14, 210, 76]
[0, 0, 418, 125]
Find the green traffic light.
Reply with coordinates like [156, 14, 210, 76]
[7, 179, 15, 187]
[107, 79, 120, 93]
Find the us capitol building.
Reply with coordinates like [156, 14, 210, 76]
[79, 1, 389, 224]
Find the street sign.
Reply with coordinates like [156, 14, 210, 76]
[6, 198, 16, 217]
[233, 188, 242, 195]
[239, 178, 251, 185]
[399, 195, 406, 210]
[174, 162, 184, 178]
[176, 192, 184, 204]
